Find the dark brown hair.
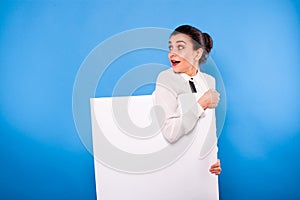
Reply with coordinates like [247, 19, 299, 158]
[171, 25, 213, 65]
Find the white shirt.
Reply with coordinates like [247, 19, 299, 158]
[153, 69, 213, 143]
[179, 71, 210, 117]
[180, 72, 209, 99]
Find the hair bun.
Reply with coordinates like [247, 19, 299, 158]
[202, 33, 213, 53]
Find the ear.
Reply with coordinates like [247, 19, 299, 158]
[194, 48, 203, 60]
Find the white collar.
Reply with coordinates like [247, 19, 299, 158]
[179, 70, 202, 84]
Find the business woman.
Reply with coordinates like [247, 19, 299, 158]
[154, 25, 221, 175]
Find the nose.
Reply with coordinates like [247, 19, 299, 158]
[168, 49, 176, 58]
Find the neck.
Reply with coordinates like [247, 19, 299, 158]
[185, 67, 198, 76]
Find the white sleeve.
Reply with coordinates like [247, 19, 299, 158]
[194, 95, 205, 118]
[153, 84, 204, 144]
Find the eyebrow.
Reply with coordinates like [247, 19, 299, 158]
[176, 40, 186, 44]
[168, 40, 187, 44]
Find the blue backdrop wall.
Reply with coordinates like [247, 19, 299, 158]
[1, 0, 300, 199]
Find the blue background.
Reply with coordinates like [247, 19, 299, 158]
[1, 0, 300, 199]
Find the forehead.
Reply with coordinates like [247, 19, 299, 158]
[169, 33, 192, 44]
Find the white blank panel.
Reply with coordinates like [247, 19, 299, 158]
[90, 95, 219, 200]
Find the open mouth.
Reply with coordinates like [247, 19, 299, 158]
[170, 60, 181, 66]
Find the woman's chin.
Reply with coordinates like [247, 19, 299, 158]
[172, 66, 181, 73]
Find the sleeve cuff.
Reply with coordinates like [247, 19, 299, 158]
[194, 95, 205, 118]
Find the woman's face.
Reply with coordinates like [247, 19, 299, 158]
[168, 33, 202, 76]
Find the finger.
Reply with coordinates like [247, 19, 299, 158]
[210, 160, 220, 168]
[213, 92, 220, 100]
[210, 170, 221, 175]
[210, 162, 220, 168]
[210, 169, 219, 173]
[210, 167, 222, 174]
[214, 171, 221, 175]
[213, 98, 219, 105]
[210, 166, 220, 172]
[210, 164, 220, 171]
[210, 166, 221, 172]
[210, 161, 222, 172]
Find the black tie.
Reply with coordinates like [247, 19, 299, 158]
[189, 78, 197, 93]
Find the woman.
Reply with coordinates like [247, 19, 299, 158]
[154, 25, 221, 175]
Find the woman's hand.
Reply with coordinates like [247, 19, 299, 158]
[209, 159, 221, 175]
[198, 89, 220, 110]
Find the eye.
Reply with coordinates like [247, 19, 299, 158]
[178, 45, 184, 50]
[169, 46, 173, 50]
